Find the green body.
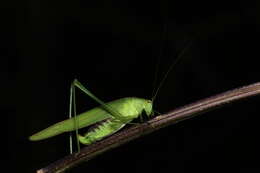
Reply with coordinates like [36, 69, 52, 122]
[29, 97, 153, 145]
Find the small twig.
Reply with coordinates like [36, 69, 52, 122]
[37, 82, 260, 173]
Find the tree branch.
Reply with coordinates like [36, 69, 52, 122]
[37, 82, 260, 173]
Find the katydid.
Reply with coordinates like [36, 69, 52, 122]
[29, 31, 192, 154]
[29, 79, 153, 146]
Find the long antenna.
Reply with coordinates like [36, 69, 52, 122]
[152, 39, 193, 102]
[151, 2, 168, 99]
[151, 22, 168, 98]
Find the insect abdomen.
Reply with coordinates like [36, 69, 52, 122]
[78, 119, 126, 145]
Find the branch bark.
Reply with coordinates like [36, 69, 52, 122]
[37, 82, 260, 173]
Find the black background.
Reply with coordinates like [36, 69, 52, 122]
[3, 0, 260, 172]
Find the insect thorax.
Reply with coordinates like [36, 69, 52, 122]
[114, 97, 153, 120]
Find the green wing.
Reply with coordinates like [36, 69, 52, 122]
[29, 107, 111, 141]
[29, 97, 131, 141]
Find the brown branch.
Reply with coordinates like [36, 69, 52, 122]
[37, 82, 260, 173]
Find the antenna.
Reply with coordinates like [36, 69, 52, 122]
[151, 22, 168, 99]
[152, 39, 193, 102]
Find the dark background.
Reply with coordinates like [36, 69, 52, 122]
[2, 0, 260, 172]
